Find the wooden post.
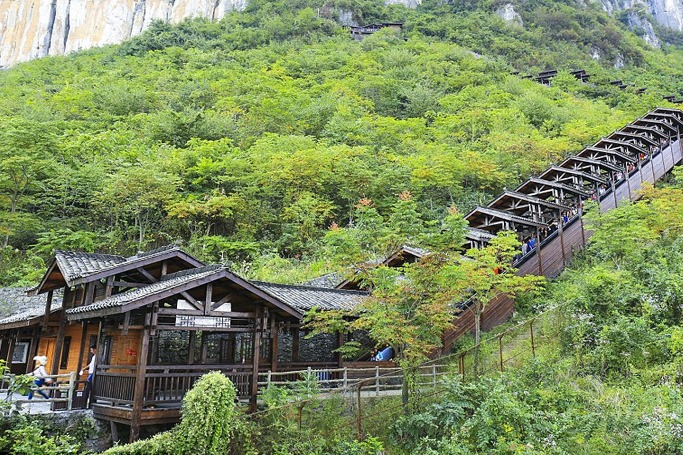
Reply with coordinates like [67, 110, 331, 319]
[356, 383, 363, 441]
[67, 371, 76, 411]
[650, 151, 657, 181]
[43, 290, 53, 329]
[27, 326, 40, 374]
[611, 179, 618, 208]
[204, 283, 213, 316]
[188, 331, 196, 365]
[530, 319, 536, 358]
[83, 282, 95, 307]
[110, 422, 119, 444]
[337, 331, 344, 368]
[270, 318, 278, 372]
[76, 322, 88, 377]
[250, 312, 262, 412]
[459, 354, 465, 380]
[130, 310, 152, 442]
[663, 133, 670, 170]
[637, 159, 644, 183]
[498, 335, 504, 372]
[104, 276, 114, 298]
[625, 166, 633, 201]
[558, 217, 566, 265]
[535, 228, 543, 275]
[50, 289, 71, 376]
[5, 335, 15, 366]
[579, 204, 586, 247]
[51, 316, 67, 376]
[375, 365, 380, 394]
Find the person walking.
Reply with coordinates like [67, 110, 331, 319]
[28, 356, 52, 399]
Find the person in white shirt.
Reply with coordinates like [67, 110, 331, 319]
[80, 345, 97, 383]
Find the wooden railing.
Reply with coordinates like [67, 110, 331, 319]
[94, 364, 253, 407]
[1, 372, 79, 411]
[257, 363, 453, 395]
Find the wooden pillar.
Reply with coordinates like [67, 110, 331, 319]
[83, 282, 95, 307]
[535, 228, 543, 275]
[130, 309, 153, 442]
[662, 134, 669, 171]
[337, 331, 345, 368]
[43, 290, 53, 329]
[558, 217, 566, 266]
[5, 334, 16, 367]
[270, 318, 278, 372]
[671, 132, 678, 165]
[26, 326, 40, 374]
[650, 151, 657, 181]
[625, 166, 633, 201]
[611, 179, 618, 208]
[51, 316, 68, 376]
[76, 322, 88, 376]
[250, 311, 262, 412]
[188, 332, 196, 365]
[104, 276, 114, 298]
[204, 283, 213, 316]
[637, 159, 644, 183]
[579, 204, 586, 247]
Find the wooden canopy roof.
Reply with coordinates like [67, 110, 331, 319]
[488, 191, 568, 221]
[619, 124, 669, 140]
[577, 146, 637, 164]
[30, 246, 204, 295]
[465, 206, 548, 234]
[539, 165, 608, 187]
[516, 177, 592, 200]
[65, 266, 307, 321]
[608, 131, 659, 147]
[559, 156, 622, 174]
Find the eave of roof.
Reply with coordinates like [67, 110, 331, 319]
[465, 206, 549, 228]
[540, 166, 608, 185]
[517, 177, 592, 197]
[65, 266, 305, 321]
[251, 281, 368, 313]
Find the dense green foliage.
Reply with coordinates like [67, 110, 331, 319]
[104, 372, 252, 455]
[2, 0, 683, 284]
[378, 176, 683, 453]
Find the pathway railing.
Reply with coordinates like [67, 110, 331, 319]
[1, 372, 79, 411]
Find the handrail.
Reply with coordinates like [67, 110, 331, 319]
[1, 372, 78, 410]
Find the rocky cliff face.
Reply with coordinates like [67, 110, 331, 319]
[0, 0, 247, 68]
[1, 0, 681, 68]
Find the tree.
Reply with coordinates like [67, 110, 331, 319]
[306, 211, 469, 404]
[96, 166, 180, 248]
[444, 231, 545, 376]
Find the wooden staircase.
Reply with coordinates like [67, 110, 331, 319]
[443, 107, 683, 352]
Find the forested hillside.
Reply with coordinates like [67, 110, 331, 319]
[2, 0, 683, 286]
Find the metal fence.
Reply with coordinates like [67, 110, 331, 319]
[252, 304, 569, 440]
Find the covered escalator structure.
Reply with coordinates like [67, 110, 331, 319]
[444, 107, 683, 351]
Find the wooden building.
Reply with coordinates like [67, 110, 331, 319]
[0, 246, 367, 441]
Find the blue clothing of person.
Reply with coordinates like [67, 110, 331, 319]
[28, 378, 50, 399]
[527, 238, 536, 250]
[375, 347, 394, 361]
